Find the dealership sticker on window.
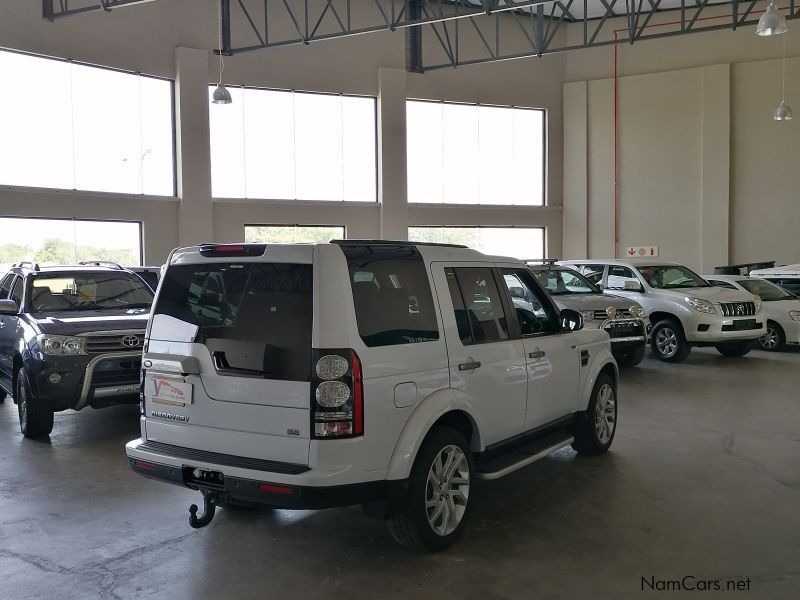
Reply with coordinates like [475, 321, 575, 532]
[147, 377, 193, 406]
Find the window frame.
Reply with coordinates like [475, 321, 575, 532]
[499, 267, 561, 338]
[210, 85, 378, 203]
[406, 99, 547, 207]
[445, 266, 513, 347]
[0, 47, 177, 198]
[0, 216, 144, 267]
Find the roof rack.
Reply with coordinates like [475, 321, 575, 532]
[330, 239, 468, 249]
[524, 258, 559, 265]
[713, 260, 775, 275]
[78, 260, 124, 270]
[12, 261, 40, 271]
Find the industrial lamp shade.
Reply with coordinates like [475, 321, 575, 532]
[756, 1, 788, 36]
[212, 83, 232, 104]
[773, 100, 794, 120]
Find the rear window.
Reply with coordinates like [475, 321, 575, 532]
[153, 263, 313, 382]
[341, 245, 439, 347]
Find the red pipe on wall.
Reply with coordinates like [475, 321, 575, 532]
[610, 5, 783, 259]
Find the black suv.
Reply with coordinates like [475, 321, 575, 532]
[0, 262, 154, 437]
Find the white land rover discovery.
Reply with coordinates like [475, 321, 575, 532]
[126, 241, 618, 551]
[561, 259, 766, 363]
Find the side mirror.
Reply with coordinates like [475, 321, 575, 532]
[624, 280, 643, 291]
[560, 308, 584, 332]
[0, 299, 19, 316]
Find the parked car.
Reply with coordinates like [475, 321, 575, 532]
[126, 241, 618, 551]
[0, 262, 153, 437]
[526, 263, 648, 367]
[748, 263, 800, 296]
[705, 275, 800, 352]
[560, 259, 766, 362]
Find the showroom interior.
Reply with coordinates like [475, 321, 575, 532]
[0, 0, 798, 598]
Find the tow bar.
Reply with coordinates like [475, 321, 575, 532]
[188, 491, 218, 529]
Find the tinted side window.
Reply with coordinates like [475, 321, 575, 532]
[342, 245, 439, 347]
[607, 266, 638, 290]
[0, 274, 14, 299]
[502, 269, 558, 335]
[445, 268, 473, 345]
[451, 267, 509, 345]
[10, 277, 23, 305]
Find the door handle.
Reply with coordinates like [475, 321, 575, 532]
[458, 361, 481, 371]
[528, 350, 546, 359]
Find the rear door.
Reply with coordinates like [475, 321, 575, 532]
[143, 247, 314, 465]
[433, 263, 527, 444]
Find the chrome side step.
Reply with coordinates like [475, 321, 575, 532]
[476, 434, 574, 481]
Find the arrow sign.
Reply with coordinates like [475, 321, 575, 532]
[626, 246, 659, 257]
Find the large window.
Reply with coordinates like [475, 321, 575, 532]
[244, 225, 345, 244]
[210, 88, 377, 202]
[406, 101, 545, 205]
[408, 227, 544, 260]
[0, 217, 142, 269]
[0, 49, 174, 196]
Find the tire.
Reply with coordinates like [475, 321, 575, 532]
[615, 345, 646, 368]
[387, 427, 474, 552]
[650, 319, 691, 363]
[758, 321, 785, 352]
[715, 341, 753, 357]
[572, 373, 617, 456]
[16, 368, 54, 438]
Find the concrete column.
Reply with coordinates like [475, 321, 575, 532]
[175, 47, 214, 246]
[700, 64, 731, 273]
[377, 68, 408, 240]
[562, 81, 588, 259]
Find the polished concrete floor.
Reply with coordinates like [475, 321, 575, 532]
[1, 347, 798, 600]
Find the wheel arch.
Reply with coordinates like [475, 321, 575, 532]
[385, 388, 482, 481]
[581, 345, 618, 412]
[649, 311, 683, 329]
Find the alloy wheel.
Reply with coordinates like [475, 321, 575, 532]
[594, 383, 616, 444]
[655, 327, 678, 358]
[17, 380, 27, 431]
[425, 444, 470, 537]
[760, 327, 779, 350]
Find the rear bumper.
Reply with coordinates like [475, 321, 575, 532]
[126, 438, 402, 510]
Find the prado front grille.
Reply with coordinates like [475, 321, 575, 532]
[718, 302, 756, 317]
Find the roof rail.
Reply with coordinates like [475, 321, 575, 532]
[713, 260, 775, 275]
[331, 239, 468, 249]
[78, 260, 124, 269]
[12, 261, 40, 271]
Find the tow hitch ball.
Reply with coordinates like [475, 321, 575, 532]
[188, 491, 218, 529]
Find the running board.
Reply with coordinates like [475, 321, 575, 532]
[476, 433, 574, 481]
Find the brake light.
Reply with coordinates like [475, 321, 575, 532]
[199, 243, 266, 257]
[311, 349, 364, 439]
[258, 483, 294, 495]
[134, 460, 156, 471]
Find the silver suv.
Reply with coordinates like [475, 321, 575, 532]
[561, 259, 766, 363]
[527, 263, 648, 367]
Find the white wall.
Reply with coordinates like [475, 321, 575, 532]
[562, 13, 800, 272]
[0, 0, 564, 262]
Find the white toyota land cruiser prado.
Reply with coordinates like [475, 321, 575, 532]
[126, 241, 618, 551]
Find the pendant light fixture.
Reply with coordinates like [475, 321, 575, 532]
[756, 0, 788, 37]
[774, 35, 793, 120]
[212, 0, 232, 105]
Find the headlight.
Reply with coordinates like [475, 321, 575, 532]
[685, 297, 717, 315]
[606, 307, 617, 319]
[581, 310, 595, 322]
[790, 311, 800, 321]
[629, 305, 642, 318]
[36, 334, 87, 355]
[754, 298, 762, 313]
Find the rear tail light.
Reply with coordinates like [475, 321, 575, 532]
[311, 349, 363, 439]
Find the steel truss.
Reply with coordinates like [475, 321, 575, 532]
[43, 1, 800, 72]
